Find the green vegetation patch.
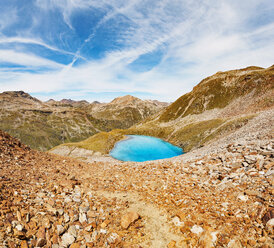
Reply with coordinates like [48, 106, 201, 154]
[168, 115, 256, 152]
[202, 115, 256, 145]
[168, 119, 224, 151]
[59, 129, 127, 154]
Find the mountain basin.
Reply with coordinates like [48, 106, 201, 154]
[110, 135, 183, 162]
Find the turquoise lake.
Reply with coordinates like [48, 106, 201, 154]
[110, 135, 183, 162]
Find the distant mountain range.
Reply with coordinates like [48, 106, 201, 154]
[50, 65, 274, 158]
[0, 92, 168, 150]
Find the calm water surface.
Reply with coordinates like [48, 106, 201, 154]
[110, 135, 183, 162]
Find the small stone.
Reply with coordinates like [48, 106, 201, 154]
[17, 211, 22, 222]
[121, 211, 140, 229]
[68, 225, 77, 238]
[61, 233, 75, 247]
[36, 227, 46, 247]
[16, 224, 24, 231]
[87, 210, 96, 218]
[47, 205, 57, 215]
[242, 162, 249, 167]
[100, 222, 107, 228]
[64, 213, 70, 223]
[190, 225, 204, 235]
[84, 225, 93, 232]
[265, 169, 274, 177]
[199, 230, 218, 247]
[244, 155, 257, 164]
[71, 214, 79, 223]
[7, 225, 12, 233]
[36, 238, 47, 247]
[43, 218, 51, 229]
[58, 209, 64, 216]
[79, 202, 90, 213]
[107, 233, 120, 244]
[238, 194, 248, 201]
[25, 213, 30, 223]
[264, 162, 274, 170]
[265, 218, 274, 234]
[100, 229, 107, 234]
[14, 229, 26, 240]
[84, 234, 92, 243]
[172, 216, 183, 227]
[266, 218, 274, 226]
[79, 213, 87, 224]
[262, 208, 274, 224]
[57, 225, 65, 236]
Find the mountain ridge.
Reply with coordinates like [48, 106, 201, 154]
[0, 92, 167, 151]
[50, 65, 274, 158]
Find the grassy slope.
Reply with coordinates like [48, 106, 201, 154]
[55, 129, 127, 154]
[159, 66, 273, 121]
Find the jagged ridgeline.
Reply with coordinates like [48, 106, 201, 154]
[50, 65, 274, 157]
[0, 92, 168, 151]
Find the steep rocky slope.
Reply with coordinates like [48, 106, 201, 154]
[1, 117, 273, 247]
[0, 92, 166, 151]
[51, 65, 274, 157]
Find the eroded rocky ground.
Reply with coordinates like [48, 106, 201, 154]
[0, 124, 273, 247]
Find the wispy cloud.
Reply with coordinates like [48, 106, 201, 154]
[0, 50, 64, 69]
[0, 37, 85, 59]
[0, 0, 273, 102]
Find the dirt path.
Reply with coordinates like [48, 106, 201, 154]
[95, 190, 182, 248]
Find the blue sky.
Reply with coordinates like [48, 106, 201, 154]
[0, 0, 273, 102]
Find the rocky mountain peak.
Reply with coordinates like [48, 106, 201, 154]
[1, 91, 41, 102]
[59, 99, 75, 105]
[110, 95, 141, 105]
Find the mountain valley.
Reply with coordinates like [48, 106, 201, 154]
[51, 65, 274, 160]
[0, 65, 273, 247]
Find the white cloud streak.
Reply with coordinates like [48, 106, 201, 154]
[0, 37, 86, 60]
[0, 50, 64, 69]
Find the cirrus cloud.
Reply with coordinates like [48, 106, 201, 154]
[0, 0, 273, 102]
